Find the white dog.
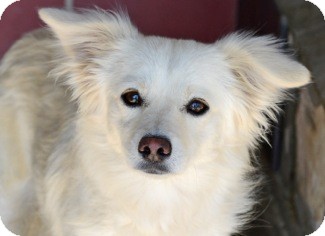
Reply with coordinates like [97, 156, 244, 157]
[0, 8, 310, 236]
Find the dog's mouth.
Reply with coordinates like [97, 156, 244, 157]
[136, 162, 170, 175]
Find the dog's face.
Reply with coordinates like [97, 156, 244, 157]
[39, 9, 310, 176]
[103, 37, 236, 174]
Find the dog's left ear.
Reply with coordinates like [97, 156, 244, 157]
[38, 8, 138, 58]
[217, 33, 310, 88]
[217, 33, 311, 145]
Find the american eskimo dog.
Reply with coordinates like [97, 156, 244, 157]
[0, 8, 310, 236]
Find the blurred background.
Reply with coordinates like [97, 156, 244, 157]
[1, 0, 324, 235]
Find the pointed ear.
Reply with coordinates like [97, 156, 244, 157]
[38, 8, 138, 58]
[38, 8, 138, 114]
[217, 33, 310, 89]
[217, 33, 311, 145]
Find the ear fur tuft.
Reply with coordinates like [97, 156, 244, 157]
[217, 33, 311, 89]
[38, 8, 138, 58]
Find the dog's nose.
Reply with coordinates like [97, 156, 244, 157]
[138, 136, 172, 162]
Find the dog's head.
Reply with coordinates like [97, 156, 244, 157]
[39, 9, 310, 176]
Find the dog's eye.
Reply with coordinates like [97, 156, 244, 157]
[121, 89, 143, 107]
[186, 99, 209, 116]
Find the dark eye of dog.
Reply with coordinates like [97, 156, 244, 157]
[186, 99, 209, 116]
[121, 89, 143, 107]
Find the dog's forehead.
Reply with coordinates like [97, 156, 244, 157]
[119, 36, 229, 89]
[106, 35, 233, 105]
[136, 36, 214, 69]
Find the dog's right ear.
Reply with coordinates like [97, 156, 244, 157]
[38, 8, 138, 114]
[38, 8, 138, 58]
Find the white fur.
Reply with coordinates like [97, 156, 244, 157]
[0, 8, 310, 236]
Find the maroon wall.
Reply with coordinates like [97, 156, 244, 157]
[0, 0, 64, 57]
[74, 0, 238, 43]
[0, 0, 238, 58]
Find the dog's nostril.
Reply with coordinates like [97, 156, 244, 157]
[157, 147, 167, 156]
[138, 136, 172, 162]
[142, 146, 151, 157]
